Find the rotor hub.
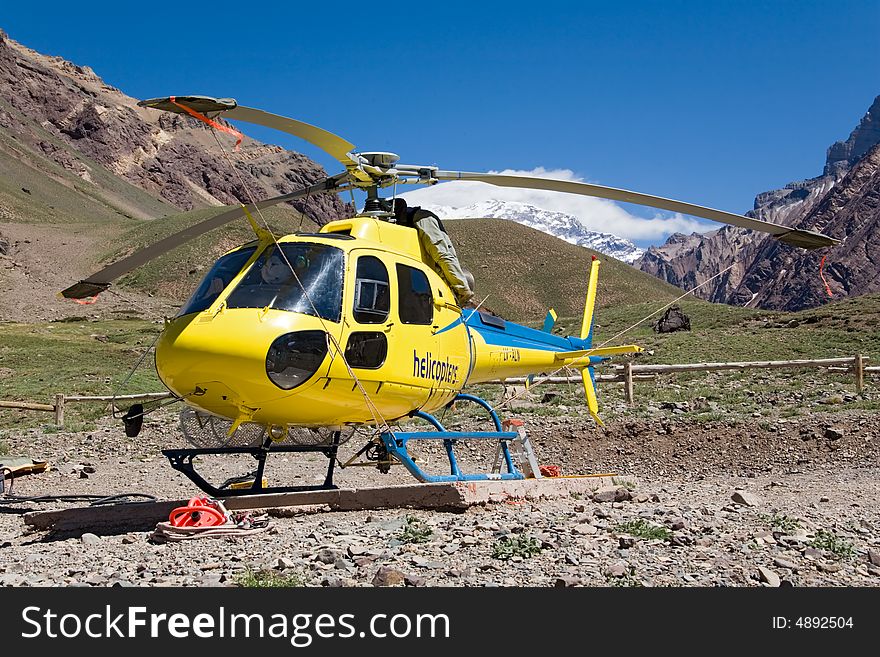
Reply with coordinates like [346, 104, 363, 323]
[357, 152, 400, 168]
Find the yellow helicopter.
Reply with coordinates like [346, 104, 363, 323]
[61, 96, 837, 496]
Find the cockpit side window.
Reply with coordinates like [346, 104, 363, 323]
[177, 246, 257, 317]
[353, 255, 390, 324]
[225, 243, 345, 322]
[396, 263, 433, 325]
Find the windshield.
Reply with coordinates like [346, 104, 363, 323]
[177, 246, 257, 317]
[225, 243, 344, 322]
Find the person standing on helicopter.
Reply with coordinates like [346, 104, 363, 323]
[392, 198, 475, 307]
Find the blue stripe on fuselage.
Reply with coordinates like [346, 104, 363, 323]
[434, 316, 464, 336]
[456, 309, 589, 352]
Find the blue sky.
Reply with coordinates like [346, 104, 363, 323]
[3, 1, 878, 246]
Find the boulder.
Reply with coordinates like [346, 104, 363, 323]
[652, 305, 691, 333]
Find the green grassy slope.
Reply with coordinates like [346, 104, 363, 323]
[0, 319, 163, 430]
[110, 214, 692, 315]
[445, 218, 685, 321]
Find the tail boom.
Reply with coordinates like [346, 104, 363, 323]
[463, 257, 641, 424]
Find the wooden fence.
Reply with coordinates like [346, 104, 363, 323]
[495, 354, 872, 405]
[0, 355, 872, 426]
[0, 392, 171, 427]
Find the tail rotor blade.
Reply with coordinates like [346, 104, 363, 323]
[434, 170, 838, 249]
[580, 258, 601, 341]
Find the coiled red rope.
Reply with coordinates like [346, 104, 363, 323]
[168, 497, 229, 527]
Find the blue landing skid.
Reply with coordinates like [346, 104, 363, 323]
[381, 394, 525, 483]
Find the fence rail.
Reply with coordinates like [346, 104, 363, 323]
[0, 355, 872, 426]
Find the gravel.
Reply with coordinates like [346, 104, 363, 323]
[0, 405, 878, 587]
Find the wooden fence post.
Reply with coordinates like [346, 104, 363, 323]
[855, 354, 864, 393]
[624, 361, 634, 405]
[54, 394, 65, 427]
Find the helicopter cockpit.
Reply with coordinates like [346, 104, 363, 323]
[178, 242, 345, 321]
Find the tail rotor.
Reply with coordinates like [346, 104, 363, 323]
[579, 257, 604, 425]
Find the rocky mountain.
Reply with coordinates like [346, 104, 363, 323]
[738, 142, 880, 310]
[0, 29, 349, 223]
[424, 200, 644, 263]
[638, 95, 880, 310]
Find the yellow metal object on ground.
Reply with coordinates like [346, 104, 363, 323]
[0, 458, 49, 477]
[227, 478, 268, 490]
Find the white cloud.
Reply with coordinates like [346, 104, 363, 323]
[400, 167, 713, 242]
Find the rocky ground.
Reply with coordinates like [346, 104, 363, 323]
[1, 400, 878, 588]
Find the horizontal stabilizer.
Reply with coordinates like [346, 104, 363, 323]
[555, 345, 643, 360]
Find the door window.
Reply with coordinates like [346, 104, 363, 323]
[344, 331, 388, 369]
[396, 263, 433, 325]
[353, 256, 390, 324]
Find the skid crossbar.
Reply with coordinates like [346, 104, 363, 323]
[381, 394, 525, 483]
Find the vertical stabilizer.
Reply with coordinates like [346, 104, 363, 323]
[580, 256, 600, 342]
[542, 308, 558, 334]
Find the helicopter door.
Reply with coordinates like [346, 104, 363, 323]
[345, 254, 393, 386]
[384, 262, 438, 408]
[392, 261, 469, 413]
[324, 253, 429, 421]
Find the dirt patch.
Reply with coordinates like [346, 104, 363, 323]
[0, 221, 176, 322]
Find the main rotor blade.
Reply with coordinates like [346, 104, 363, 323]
[223, 105, 358, 168]
[138, 96, 360, 170]
[60, 175, 349, 299]
[434, 171, 839, 249]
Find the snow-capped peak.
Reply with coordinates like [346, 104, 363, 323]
[422, 200, 645, 263]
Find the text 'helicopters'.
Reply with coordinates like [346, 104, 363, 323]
[61, 96, 838, 495]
